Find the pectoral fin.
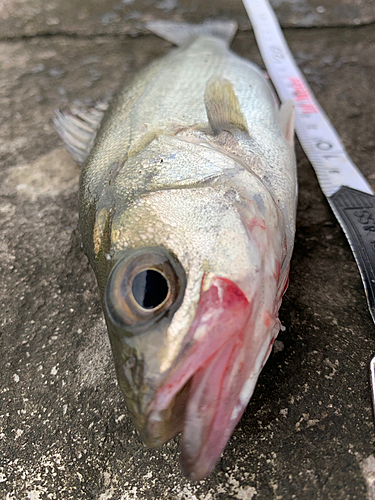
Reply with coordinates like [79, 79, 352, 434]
[53, 101, 109, 165]
[204, 77, 249, 135]
[278, 100, 295, 146]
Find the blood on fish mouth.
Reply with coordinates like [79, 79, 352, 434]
[143, 277, 259, 480]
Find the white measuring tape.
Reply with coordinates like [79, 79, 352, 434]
[243, 0, 375, 424]
[242, 0, 372, 198]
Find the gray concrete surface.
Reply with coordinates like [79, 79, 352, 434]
[2, 1, 375, 499]
[0, 0, 375, 38]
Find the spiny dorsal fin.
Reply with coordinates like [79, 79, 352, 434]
[53, 101, 109, 165]
[146, 20, 237, 47]
[204, 77, 248, 135]
[278, 100, 295, 146]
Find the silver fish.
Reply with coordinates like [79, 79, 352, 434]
[55, 20, 297, 480]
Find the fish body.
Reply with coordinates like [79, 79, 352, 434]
[56, 21, 296, 480]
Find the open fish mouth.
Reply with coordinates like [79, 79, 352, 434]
[141, 277, 274, 480]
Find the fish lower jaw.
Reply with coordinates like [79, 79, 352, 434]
[142, 334, 267, 481]
[142, 342, 234, 479]
[138, 276, 280, 481]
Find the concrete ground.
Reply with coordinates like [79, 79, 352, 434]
[1, 0, 375, 498]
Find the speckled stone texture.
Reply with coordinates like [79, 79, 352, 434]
[1, 1, 375, 499]
[1, 0, 375, 37]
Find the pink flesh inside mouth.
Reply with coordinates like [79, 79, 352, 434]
[145, 276, 263, 481]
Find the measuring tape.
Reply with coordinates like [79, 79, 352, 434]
[243, 0, 375, 424]
[242, 0, 372, 198]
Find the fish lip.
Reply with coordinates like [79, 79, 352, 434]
[140, 277, 255, 477]
[142, 337, 246, 480]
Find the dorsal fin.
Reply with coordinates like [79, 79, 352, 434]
[204, 77, 248, 134]
[146, 20, 237, 47]
[53, 101, 109, 165]
[278, 100, 295, 146]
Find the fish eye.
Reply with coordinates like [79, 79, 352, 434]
[105, 248, 186, 330]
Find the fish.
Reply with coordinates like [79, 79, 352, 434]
[54, 20, 297, 480]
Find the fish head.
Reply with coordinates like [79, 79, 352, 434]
[98, 161, 288, 479]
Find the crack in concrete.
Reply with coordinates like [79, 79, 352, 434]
[1, 21, 375, 43]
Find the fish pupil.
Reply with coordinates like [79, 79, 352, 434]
[132, 270, 169, 309]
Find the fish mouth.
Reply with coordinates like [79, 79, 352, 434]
[141, 277, 274, 480]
